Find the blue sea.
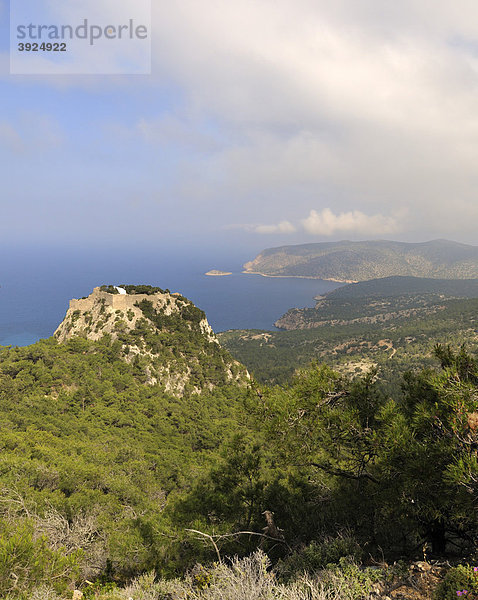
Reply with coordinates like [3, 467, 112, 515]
[0, 244, 342, 347]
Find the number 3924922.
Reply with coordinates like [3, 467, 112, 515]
[18, 43, 67, 52]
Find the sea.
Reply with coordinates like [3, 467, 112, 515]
[0, 244, 342, 347]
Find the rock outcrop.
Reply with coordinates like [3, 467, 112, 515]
[55, 286, 216, 344]
[55, 285, 249, 395]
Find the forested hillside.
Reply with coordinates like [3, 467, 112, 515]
[2, 339, 478, 599]
[0, 336, 252, 587]
[2, 285, 478, 599]
[221, 279, 478, 387]
[326, 276, 478, 299]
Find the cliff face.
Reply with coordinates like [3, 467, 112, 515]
[55, 287, 216, 344]
[55, 286, 249, 395]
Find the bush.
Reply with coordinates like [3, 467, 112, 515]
[83, 580, 119, 599]
[5, 551, 392, 600]
[322, 557, 385, 600]
[276, 533, 364, 580]
[126, 552, 378, 600]
[434, 565, 478, 600]
[0, 521, 82, 597]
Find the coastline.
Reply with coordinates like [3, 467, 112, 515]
[241, 270, 357, 284]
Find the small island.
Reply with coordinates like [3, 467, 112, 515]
[205, 270, 233, 276]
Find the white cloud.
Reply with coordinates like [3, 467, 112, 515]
[228, 220, 297, 234]
[302, 208, 400, 236]
[136, 115, 220, 152]
[254, 220, 297, 234]
[232, 209, 401, 237]
[6, 1, 478, 241]
[144, 1, 478, 238]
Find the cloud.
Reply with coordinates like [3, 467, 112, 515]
[5, 1, 478, 242]
[302, 208, 400, 236]
[232, 208, 401, 237]
[144, 1, 478, 238]
[254, 220, 297, 234]
[136, 115, 220, 152]
[228, 220, 297, 234]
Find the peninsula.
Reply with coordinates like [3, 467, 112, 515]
[243, 239, 478, 281]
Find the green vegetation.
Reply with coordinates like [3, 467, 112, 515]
[1, 335, 478, 597]
[434, 565, 478, 599]
[3, 279, 478, 598]
[124, 298, 242, 390]
[0, 335, 251, 596]
[9, 551, 399, 600]
[220, 294, 478, 387]
[327, 275, 478, 299]
[243, 239, 478, 280]
[57, 286, 248, 394]
[0, 521, 81, 597]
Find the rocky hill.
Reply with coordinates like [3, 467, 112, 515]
[243, 239, 478, 281]
[55, 284, 249, 395]
[0, 285, 253, 587]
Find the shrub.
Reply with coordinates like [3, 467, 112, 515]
[0, 521, 82, 597]
[276, 533, 364, 580]
[83, 580, 119, 599]
[434, 565, 478, 600]
[322, 557, 385, 600]
[7, 551, 389, 600]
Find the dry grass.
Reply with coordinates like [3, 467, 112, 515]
[8, 548, 389, 599]
[64, 551, 367, 600]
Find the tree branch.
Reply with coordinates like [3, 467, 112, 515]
[307, 462, 380, 484]
[186, 529, 223, 564]
[185, 528, 291, 562]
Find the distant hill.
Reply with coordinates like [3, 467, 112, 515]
[274, 275, 478, 331]
[220, 278, 478, 385]
[220, 295, 478, 386]
[243, 239, 478, 281]
[327, 275, 478, 299]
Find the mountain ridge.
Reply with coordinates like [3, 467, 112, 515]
[243, 239, 478, 281]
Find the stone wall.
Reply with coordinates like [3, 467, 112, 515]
[69, 287, 170, 312]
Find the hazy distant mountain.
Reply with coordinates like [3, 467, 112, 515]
[243, 239, 478, 281]
[326, 275, 478, 299]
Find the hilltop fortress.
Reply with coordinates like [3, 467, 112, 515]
[54, 285, 249, 395]
[68, 286, 181, 313]
[55, 285, 216, 344]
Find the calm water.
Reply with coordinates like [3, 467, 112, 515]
[0, 245, 342, 347]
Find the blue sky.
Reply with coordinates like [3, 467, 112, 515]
[2, 0, 478, 252]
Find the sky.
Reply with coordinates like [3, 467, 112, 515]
[2, 0, 478, 254]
